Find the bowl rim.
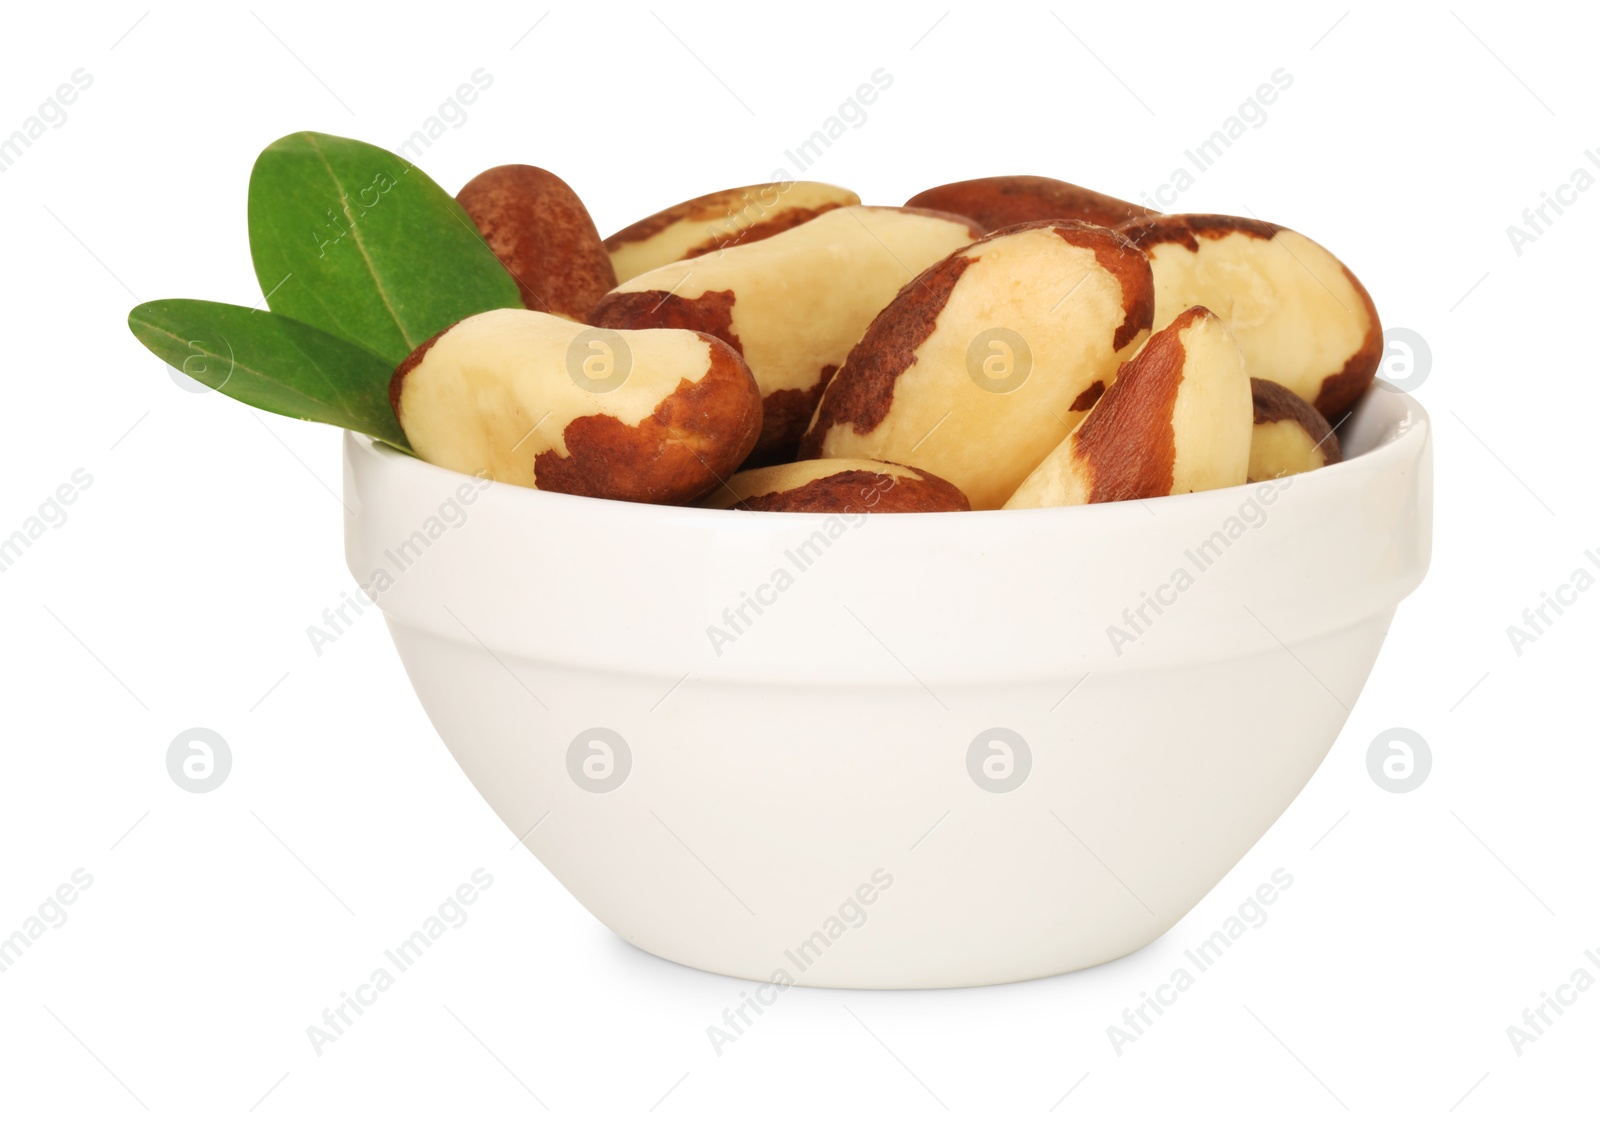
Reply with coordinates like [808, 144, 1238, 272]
[346, 383, 1429, 526]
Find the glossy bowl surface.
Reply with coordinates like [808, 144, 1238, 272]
[343, 388, 1431, 987]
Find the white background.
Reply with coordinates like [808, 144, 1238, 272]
[1, 2, 1594, 1119]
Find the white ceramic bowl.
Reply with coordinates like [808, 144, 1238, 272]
[343, 388, 1431, 989]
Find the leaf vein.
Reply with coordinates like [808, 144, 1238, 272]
[303, 132, 414, 351]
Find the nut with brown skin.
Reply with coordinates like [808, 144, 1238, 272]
[590, 205, 982, 460]
[604, 181, 861, 283]
[700, 458, 971, 513]
[456, 165, 617, 321]
[1249, 376, 1341, 481]
[390, 309, 761, 504]
[904, 175, 1153, 232]
[800, 220, 1155, 510]
[1004, 307, 1252, 508]
[1116, 213, 1382, 419]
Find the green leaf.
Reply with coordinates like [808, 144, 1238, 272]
[128, 298, 410, 451]
[247, 131, 521, 365]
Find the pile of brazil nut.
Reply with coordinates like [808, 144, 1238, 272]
[393, 171, 1378, 513]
